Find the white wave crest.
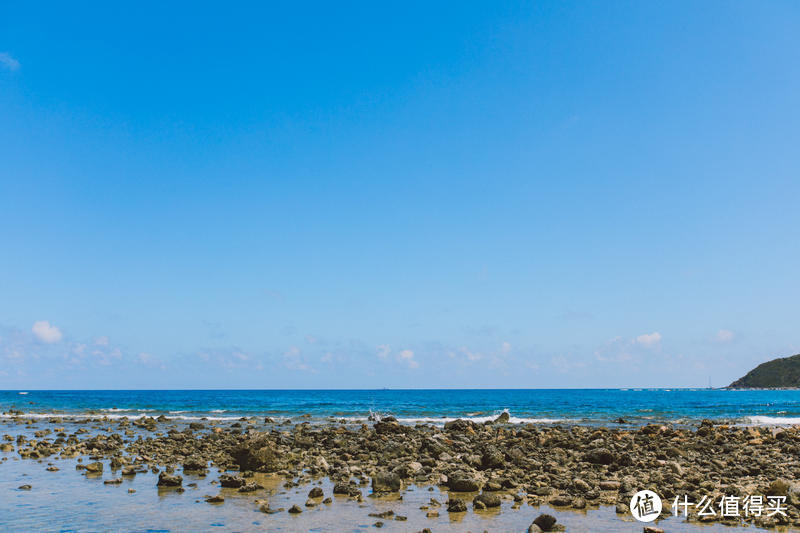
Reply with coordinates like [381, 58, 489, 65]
[0, 412, 240, 422]
[745, 415, 800, 426]
[340, 411, 566, 426]
[398, 415, 565, 425]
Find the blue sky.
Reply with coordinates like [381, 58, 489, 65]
[1, 1, 799, 389]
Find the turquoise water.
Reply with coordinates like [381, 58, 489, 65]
[3, 388, 800, 426]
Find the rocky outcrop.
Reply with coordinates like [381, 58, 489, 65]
[230, 433, 281, 472]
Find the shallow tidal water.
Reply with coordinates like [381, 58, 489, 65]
[0, 455, 770, 532]
[0, 421, 783, 532]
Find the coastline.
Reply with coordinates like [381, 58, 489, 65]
[3, 411, 800, 531]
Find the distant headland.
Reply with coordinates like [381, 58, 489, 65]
[728, 353, 800, 389]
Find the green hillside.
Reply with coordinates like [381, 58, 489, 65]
[729, 354, 800, 388]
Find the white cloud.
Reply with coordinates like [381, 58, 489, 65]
[93, 346, 122, 366]
[501, 341, 512, 354]
[398, 349, 418, 369]
[94, 336, 109, 346]
[596, 334, 659, 363]
[716, 329, 735, 343]
[284, 345, 313, 372]
[460, 346, 483, 361]
[285, 346, 300, 358]
[0, 52, 20, 71]
[551, 354, 586, 373]
[635, 332, 661, 347]
[32, 321, 63, 343]
[376, 344, 390, 359]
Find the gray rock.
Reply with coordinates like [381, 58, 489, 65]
[573, 478, 591, 492]
[532, 513, 557, 531]
[157, 472, 183, 487]
[447, 498, 467, 512]
[237, 481, 262, 492]
[481, 446, 505, 469]
[443, 419, 475, 432]
[84, 461, 103, 473]
[767, 479, 790, 496]
[447, 473, 481, 492]
[219, 473, 246, 488]
[231, 433, 280, 472]
[599, 480, 621, 491]
[584, 448, 615, 465]
[473, 492, 501, 508]
[372, 471, 402, 492]
[182, 456, 207, 471]
[492, 411, 510, 424]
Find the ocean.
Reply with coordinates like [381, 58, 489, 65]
[3, 388, 800, 426]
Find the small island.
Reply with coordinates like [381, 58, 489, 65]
[729, 353, 800, 388]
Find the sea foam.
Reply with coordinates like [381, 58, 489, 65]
[745, 415, 800, 426]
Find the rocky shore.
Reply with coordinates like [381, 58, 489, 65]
[3, 412, 800, 531]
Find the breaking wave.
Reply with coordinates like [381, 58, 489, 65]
[341, 410, 568, 426]
[744, 415, 800, 426]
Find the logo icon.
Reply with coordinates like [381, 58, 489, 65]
[630, 490, 662, 522]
